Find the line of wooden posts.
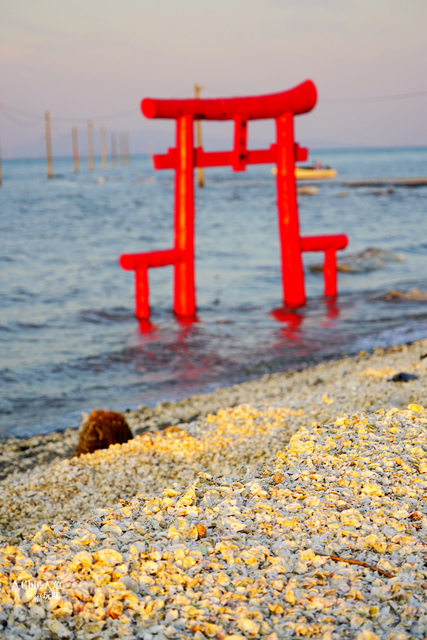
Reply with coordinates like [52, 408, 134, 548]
[45, 112, 130, 179]
[0, 87, 204, 185]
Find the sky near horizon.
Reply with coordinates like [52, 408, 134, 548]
[1, 0, 426, 157]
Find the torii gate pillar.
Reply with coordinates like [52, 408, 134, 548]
[174, 115, 196, 316]
[276, 112, 306, 307]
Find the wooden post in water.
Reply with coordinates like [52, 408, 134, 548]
[72, 127, 79, 173]
[111, 133, 118, 167]
[194, 84, 205, 188]
[0, 102, 2, 186]
[87, 121, 94, 171]
[119, 133, 124, 165]
[122, 133, 126, 165]
[126, 133, 130, 164]
[45, 111, 53, 179]
[101, 125, 108, 170]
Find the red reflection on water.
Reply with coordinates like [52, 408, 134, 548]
[270, 307, 304, 340]
[322, 298, 340, 325]
[175, 314, 199, 329]
[137, 319, 158, 335]
[135, 312, 210, 384]
[271, 299, 341, 340]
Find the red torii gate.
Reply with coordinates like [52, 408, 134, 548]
[120, 80, 348, 319]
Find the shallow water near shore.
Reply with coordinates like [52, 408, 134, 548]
[1, 146, 427, 438]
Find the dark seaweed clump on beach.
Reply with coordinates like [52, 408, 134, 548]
[71, 409, 133, 457]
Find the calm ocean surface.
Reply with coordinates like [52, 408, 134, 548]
[1, 147, 426, 439]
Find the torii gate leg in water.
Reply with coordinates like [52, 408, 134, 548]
[276, 111, 306, 308]
[173, 115, 196, 317]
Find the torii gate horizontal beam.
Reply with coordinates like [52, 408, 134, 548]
[141, 80, 317, 121]
[153, 144, 308, 170]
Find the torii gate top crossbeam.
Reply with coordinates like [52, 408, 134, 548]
[141, 80, 317, 121]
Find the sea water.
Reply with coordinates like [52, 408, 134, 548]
[0, 147, 426, 438]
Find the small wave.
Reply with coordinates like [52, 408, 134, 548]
[208, 176, 268, 186]
[131, 175, 156, 184]
[68, 348, 138, 373]
[6, 288, 37, 301]
[16, 322, 48, 330]
[354, 321, 427, 353]
[0, 325, 12, 333]
[0, 368, 16, 383]
[79, 307, 134, 324]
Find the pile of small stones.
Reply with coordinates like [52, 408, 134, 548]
[1, 403, 427, 638]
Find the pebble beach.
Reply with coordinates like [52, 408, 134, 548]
[1, 338, 427, 639]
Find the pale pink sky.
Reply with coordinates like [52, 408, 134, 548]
[1, 0, 426, 156]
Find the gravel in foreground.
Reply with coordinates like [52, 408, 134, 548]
[1, 404, 427, 639]
[1, 340, 427, 638]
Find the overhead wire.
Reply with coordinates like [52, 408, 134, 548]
[324, 90, 427, 104]
[0, 102, 137, 127]
[0, 104, 45, 119]
[0, 107, 44, 127]
[54, 109, 137, 123]
[1, 89, 426, 127]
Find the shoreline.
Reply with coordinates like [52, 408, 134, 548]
[1, 338, 427, 637]
[1, 339, 426, 528]
[1, 339, 426, 483]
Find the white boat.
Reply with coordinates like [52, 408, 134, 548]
[271, 162, 337, 180]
